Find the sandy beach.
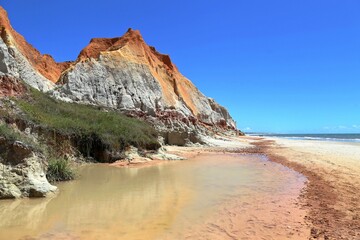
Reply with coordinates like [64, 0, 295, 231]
[251, 137, 360, 239]
[161, 135, 360, 239]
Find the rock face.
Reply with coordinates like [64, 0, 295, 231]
[0, 137, 57, 199]
[0, 6, 240, 145]
[52, 29, 238, 142]
[0, 6, 69, 91]
[0, 75, 26, 97]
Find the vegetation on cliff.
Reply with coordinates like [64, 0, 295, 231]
[0, 122, 44, 152]
[15, 88, 160, 151]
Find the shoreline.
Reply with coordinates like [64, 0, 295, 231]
[251, 137, 360, 240]
[110, 135, 360, 239]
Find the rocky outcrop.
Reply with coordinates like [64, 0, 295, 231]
[0, 137, 57, 199]
[51, 29, 238, 143]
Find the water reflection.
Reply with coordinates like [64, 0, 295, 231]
[0, 154, 305, 240]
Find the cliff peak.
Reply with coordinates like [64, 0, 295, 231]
[0, 6, 70, 83]
[77, 28, 146, 60]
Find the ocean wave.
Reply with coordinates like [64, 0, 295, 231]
[282, 136, 360, 143]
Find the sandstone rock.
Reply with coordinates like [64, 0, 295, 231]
[8, 141, 33, 164]
[50, 29, 238, 144]
[0, 139, 33, 165]
[0, 139, 57, 199]
[0, 181, 21, 199]
[123, 146, 143, 161]
[0, 75, 26, 97]
[52, 29, 235, 128]
[27, 170, 57, 198]
[0, 31, 54, 91]
[0, 7, 71, 84]
[166, 131, 188, 146]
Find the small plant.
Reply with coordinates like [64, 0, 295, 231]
[46, 157, 75, 182]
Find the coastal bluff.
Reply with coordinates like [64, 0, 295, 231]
[0, 6, 240, 146]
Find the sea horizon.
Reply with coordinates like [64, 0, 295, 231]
[246, 133, 360, 143]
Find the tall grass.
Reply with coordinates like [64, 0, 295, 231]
[0, 123, 22, 141]
[0, 122, 44, 152]
[46, 157, 75, 182]
[15, 88, 160, 150]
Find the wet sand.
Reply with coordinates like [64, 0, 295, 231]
[250, 137, 360, 239]
[165, 135, 360, 239]
[160, 153, 309, 240]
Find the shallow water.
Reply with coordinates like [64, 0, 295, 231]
[0, 154, 307, 240]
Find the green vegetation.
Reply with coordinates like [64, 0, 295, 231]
[15, 88, 160, 150]
[0, 122, 44, 152]
[2, 88, 159, 181]
[0, 123, 23, 142]
[0, 122, 72, 181]
[46, 157, 75, 182]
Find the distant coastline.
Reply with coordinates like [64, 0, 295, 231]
[246, 133, 360, 143]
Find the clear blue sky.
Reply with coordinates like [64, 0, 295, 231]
[1, 0, 359, 133]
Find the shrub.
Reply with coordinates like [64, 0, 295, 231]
[46, 157, 75, 182]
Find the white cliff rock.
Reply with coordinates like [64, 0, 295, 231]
[0, 139, 57, 199]
[51, 29, 238, 141]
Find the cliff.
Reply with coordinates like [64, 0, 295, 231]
[0, 6, 239, 145]
[53, 28, 238, 143]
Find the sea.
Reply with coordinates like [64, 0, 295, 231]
[246, 133, 360, 143]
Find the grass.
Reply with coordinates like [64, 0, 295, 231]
[2, 88, 160, 181]
[0, 122, 45, 152]
[0, 123, 23, 142]
[15, 88, 160, 150]
[46, 157, 75, 182]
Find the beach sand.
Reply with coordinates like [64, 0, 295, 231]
[164, 136, 360, 239]
[251, 137, 360, 239]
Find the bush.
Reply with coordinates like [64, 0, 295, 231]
[46, 157, 75, 182]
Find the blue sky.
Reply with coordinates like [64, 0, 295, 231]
[1, 0, 359, 133]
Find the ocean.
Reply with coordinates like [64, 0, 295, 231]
[247, 133, 360, 143]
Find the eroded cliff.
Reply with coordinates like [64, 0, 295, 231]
[0, 6, 240, 146]
[52, 29, 238, 143]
